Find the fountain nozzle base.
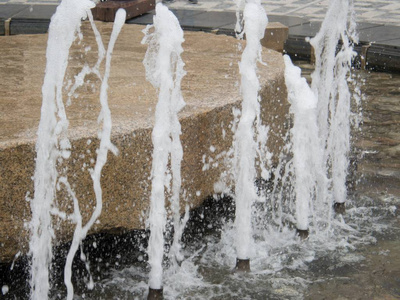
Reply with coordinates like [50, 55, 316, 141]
[148, 287, 163, 300]
[333, 202, 345, 214]
[296, 228, 309, 240]
[235, 258, 250, 273]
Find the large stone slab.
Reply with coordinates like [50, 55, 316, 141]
[0, 22, 288, 262]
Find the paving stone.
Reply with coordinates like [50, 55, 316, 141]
[10, 18, 49, 34]
[177, 10, 235, 31]
[126, 10, 155, 25]
[0, 4, 28, 19]
[11, 4, 56, 19]
[358, 25, 400, 43]
[170, 8, 204, 23]
[284, 36, 312, 60]
[357, 22, 384, 31]
[268, 15, 308, 28]
[127, 9, 204, 26]
[367, 44, 400, 72]
[379, 38, 400, 48]
[288, 21, 320, 38]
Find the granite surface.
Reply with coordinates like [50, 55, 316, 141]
[0, 22, 288, 262]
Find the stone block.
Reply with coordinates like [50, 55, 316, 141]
[0, 22, 288, 262]
[261, 22, 289, 53]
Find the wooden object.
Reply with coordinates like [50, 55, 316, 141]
[92, 0, 155, 22]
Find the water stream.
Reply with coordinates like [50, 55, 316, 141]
[27, 1, 125, 298]
[1, 0, 399, 299]
[141, 2, 187, 294]
[233, 0, 268, 266]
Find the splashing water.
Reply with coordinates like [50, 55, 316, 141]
[269, 0, 358, 239]
[23, 0, 388, 299]
[28, 1, 96, 298]
[233, 0, 268, 261]
[310, 0, 358, 209]
[28, 1, 124, 298]
[142, 3, 186, 290]
[64, 8, 125, 300]
[283, 55, 321, 232]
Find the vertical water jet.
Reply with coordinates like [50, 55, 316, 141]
[310, 0, 358, 219]
[233, 0, 267, 271]
[283, 55, 320, 239]
[28, 1, 125, 298]
[142, 3, 186, 297]
[28, 1, 96, 298]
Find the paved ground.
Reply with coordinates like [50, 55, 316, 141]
[1, 0, 400, 71]
[1, 0, 400, 26]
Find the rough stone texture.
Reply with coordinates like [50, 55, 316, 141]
[262, 22, 289, 53]
[0, 22, 288, 262]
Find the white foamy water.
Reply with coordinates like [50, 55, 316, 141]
[310, 0, 358, 207]
[28, 1, 124, 299]
[92, 190, 397, 299]
[63, 8, 125, 300]
[28, 1, 96, 299]
[233, 0, 268, 261]
[142, 2, 186, 290]
[283, 55, 321, 231]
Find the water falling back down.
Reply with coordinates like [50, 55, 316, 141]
[28, 1, 96, 299]
[28, 1, 125, 299]
[63, 8, 125, 300]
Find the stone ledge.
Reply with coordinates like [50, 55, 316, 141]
[0, 22, 288, 262]
[262, 22, 289, 53]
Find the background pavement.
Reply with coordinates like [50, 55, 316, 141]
[1, 0, 400, 71]
[1, 0, 400, 26]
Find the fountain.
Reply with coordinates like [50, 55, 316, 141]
[267, 0, 358, 241]
[283, 55, 320, 238]
[310, 0, 358, 215]
[28, 1, 125, 299]
[141, 3, 186, 298]
[1, 0, 399, 298]
[232, 0, 268, 272]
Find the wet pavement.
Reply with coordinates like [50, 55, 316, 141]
[295, 61, 400, 300]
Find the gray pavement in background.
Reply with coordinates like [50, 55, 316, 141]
[1, 0, 399, 71]
[1, 0, 400, 26]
